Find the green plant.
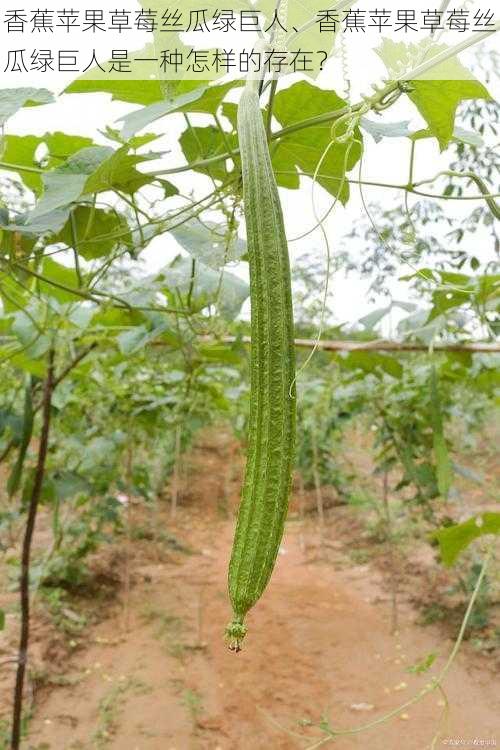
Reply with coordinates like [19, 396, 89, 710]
[92, 678, 149, 748]
[140, 606, 187, 660]
[226, 69, 296, 651]
[39, 587, 87, 635]
[296, 376, 355, 500]
[182, 688, 203, 727]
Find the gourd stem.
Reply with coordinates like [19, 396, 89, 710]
[245, 39, 269, 97]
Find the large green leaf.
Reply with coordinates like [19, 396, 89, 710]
[0, 208, 71, 236]
[42, 132, 96, 163]
[377, 40, 491, 149]
[65, 77, 164, 105]
[0, 132, 94, 196]
[0, 87, 54, 126]
[270, 146, 300, 189]
[64, 43, 164, 104]
[91, 307, 144, 330]
[160, 256, 249, 320]
[119, 80, 245, 141]
[0, 135, 47, 194]
[11, 311, 50, 359]
[400, 269, 483, 323]
[428, 272, 500, 322]
[28, 147, 114, 220]
[25, 143, 165, 222]
[38, 258, 82, 303]
[10, 353, 47, 377]
[118, 324, 164, 355]
[65, 78, 164, 105]
[0, 273, 30, 312]
[433, 513, 500, 566]
[177, 80, 245, 115]
[64, 43, 206, 102]
[180, 126, 238, 183]
[272, 81, 362, 200]
[55, 206, 133, 260]
[170, 218, 246, 269]
[221, 102, 238, 130]
[119, 86, 207, 140]
[84, 146, 163, 195]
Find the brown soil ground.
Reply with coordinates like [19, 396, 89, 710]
[1, 429, 499, 750]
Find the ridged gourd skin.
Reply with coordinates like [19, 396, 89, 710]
[226, 79, 296, 651]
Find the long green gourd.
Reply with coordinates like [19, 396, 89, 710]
[226, 73, 296, 651]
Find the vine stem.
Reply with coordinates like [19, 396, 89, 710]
[0, 162, 44, 175]
[303, 544, 495, 749]
[272, 170, 500, 203]
[11, 348, 55, 750]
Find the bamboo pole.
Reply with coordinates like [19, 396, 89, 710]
[153, 337, 500, 353]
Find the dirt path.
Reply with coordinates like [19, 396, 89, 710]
[25, 508, 499, 750]
[0, 432, 496, 749]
